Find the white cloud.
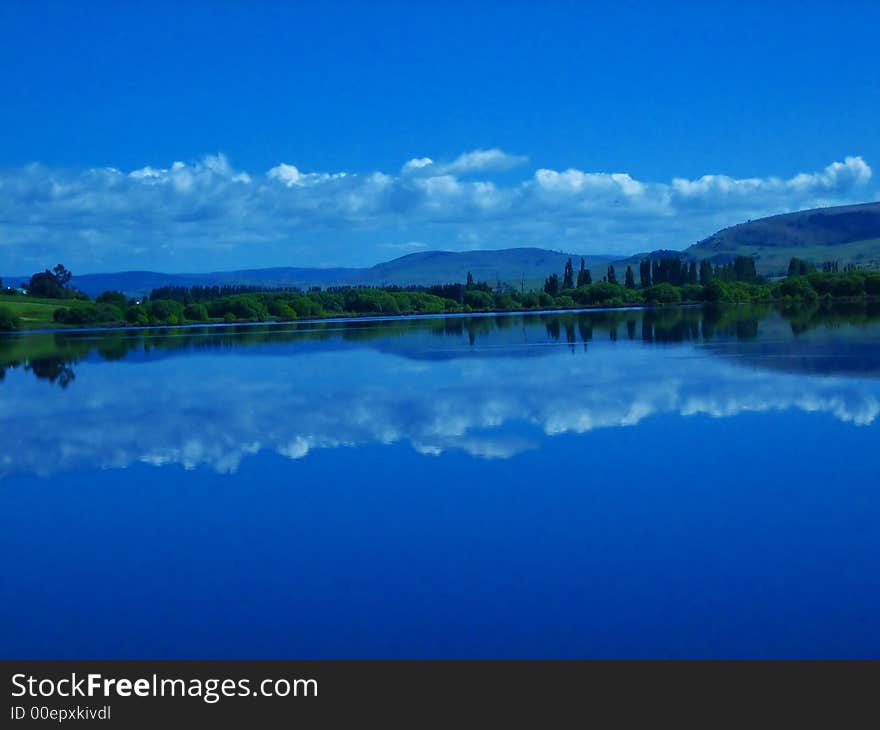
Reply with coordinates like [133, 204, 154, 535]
[128, 166, 166, 180]
[266, 162, 303, 186]
[402, 157, 434, 174]
[443, 148, 528, 175]
[788, 155, 872, 192]
[671, 156, 873, 201]
[401, 149, 527, 177]
[0, 151, 873, 272]
[267, 162, 346, 187]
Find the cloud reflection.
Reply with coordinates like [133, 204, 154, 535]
[1, 311, 879, 478]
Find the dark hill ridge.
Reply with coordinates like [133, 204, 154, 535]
[5, 248, 617, 297]
[686, 201, 880, 274]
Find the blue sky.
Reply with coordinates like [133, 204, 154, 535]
[1, 0, 879, 274]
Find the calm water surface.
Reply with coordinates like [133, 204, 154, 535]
[2, 304, 879, 658]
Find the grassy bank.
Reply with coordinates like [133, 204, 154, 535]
[0, 295, 96, 330]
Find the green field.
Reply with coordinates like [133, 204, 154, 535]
[0, 295, 93, 329]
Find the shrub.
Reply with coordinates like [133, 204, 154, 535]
[805, 272, 834, 296]
[96, 291, 128, 309]
[343, 289, 401, 315]
[774, 276, 818, 302]
[831, 274, 865, 297]
[125, 306, 149, 326]
[0, 305, 21, 331]
[206, 296, 269, 321]
[586, 281, 625, 304]
[273, 303, 297, 320]
[643, 283, 682, 304]
[463, 289, 495, 310]
[417, 294, 447, 313]
[493, 293, 518, 310]
[184, 303, 209, 321]
[53, 303, 123, 325]
[703, 280, 729, 302]
[147, 299, 184, 325]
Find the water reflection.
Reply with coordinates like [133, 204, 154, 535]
[5, 301, 880, 387]
[1, 304, 879, 478]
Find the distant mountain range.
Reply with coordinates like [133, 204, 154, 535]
[5, 249, 618, 297]
[5, 201, 879, 295]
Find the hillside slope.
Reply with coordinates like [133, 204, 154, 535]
[686, 201, 880, 274]
[363, 248, 614, 288]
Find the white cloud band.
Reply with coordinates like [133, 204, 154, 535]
[0, 151, 873, 272]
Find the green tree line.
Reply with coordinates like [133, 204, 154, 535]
[3, 256, 880, 332]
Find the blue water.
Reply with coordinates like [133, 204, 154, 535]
[2, 306, 879, 658]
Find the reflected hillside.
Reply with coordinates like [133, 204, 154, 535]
[703, 300, 880, 377]
[0, 307, 852, 388]
[4, 302, 880, 387]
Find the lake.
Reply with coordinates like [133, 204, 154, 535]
[2, 303, 880, 658]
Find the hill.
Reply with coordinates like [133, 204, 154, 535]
[686, 201, 880, 274]
[364, 248, 614, 290]
[6, 202, 880, 296]
[4, 248, 616, 297]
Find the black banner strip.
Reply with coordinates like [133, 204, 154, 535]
[3, 660, 879, 727]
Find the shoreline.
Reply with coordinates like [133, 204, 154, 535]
[1, 302, 659, 336]
[2, 295, 878, 337]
